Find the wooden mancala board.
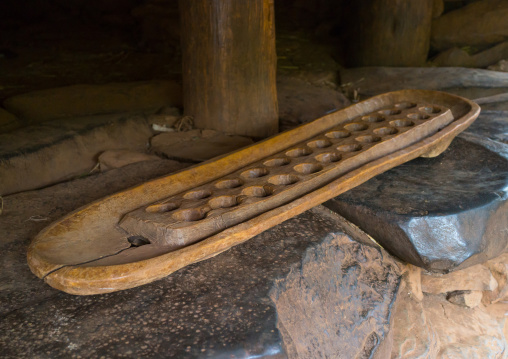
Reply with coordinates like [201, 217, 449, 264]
[28, 90, 480, 295]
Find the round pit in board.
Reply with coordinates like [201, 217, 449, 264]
[183, 189, 212, 200]
[307, 139, 332, 149]
[240, 167, 269, 179]
[394, 102, 417, 110]
[293, 163, 323, 174]
[407, 113, 430, 120]
[208, 195, 238, 209]
[315, 152, 341, 163]
[215, 178, 244, 189]
[264, 157, 290, 167]
[344, 123, 368, 132]
[286, 147, 312, 158]
[378, 109, 401, 116]
[390, 119, 414, 127]
[355, 135, 381, 144]
[374, 127, 398, 136]
[146, 202, 179, 213]
[268, 174, 299, 186]
[172, 208, 208, 222]
[241, 185, 274, 197]
[419, 106, 441, 114]
[325, 130, 350, 139]
[361, 114, 384, 123]
[337, 143, 362, 152]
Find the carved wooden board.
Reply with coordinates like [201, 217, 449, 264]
[27, 90, 480, 295]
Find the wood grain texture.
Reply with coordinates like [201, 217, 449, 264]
[341, 0, 433, 67]
[179, 0, 278, 138]
[27, 90, 480, 295]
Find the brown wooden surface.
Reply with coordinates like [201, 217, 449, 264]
[26, 90, 480, 295]
[179, 0, 278, 138]
[341, 0, 433, 67]
[119, 103, 453, 253]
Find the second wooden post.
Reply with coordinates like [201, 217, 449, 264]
[179, 0, 278, 138]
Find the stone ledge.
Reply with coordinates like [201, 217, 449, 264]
[3, 80, 182, 124]
[0, 113, 154, 195]
[324, 137, 508, 272]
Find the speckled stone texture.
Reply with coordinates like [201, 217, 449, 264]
[0, 159, 402, 358]
[324, 136, 508, 272]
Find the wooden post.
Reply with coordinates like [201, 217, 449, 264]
[179, 0, 278, 138]
[341, 0, 434, 67]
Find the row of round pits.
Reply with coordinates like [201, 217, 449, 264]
[378, 109, 401, 116]
[344, 123, 368, 132]
[308, 139, 332, 149]
[362, 114, 384, 123]
[286, 147, 312, 158]
[241, 167, 269, 179]
[294, 163, 323, 174]
[268, 174, 299, 186]
[242, 185, 274, 197]
[315, 152, 341, 163]
[146, 202, 179, 213]
[264, 157, 290, 167]
[355, 135, 381, 144]
[390, 119, 414, 127]
[325, 130, 350, 139]
[420, 106, 441, 114]
[337, 143, 362, 152]
[395, 102, 417, 110]
[374, 127, 398, 136]
[407, 113, 430, 120]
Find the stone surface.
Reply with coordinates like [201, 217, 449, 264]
[430, 42, 508, 68]
[446, 290, 483, 308]
[0, 158, 402, 358]
[489, 59, 508, 72]
[483, 253, 508, 305]
[151, 129, 254, 162]
[98, 149, 160, 171]
[421, 264, 497, 294]
[459, 111, 508, 156]
[3, 80, 182, 123]
[431, 0, 508, 50]
[0, 107, 21, 133]
[390, 282, 440, 358]
[341, 67, 508, 98]
[324, 137, 508, 272]
[390, 289, 508, 358]
[403, 264, 424, 302]
[423, 295, 507, 357]
[270, 233, 401, 359]
[277, 76, 350, 131]
[0, 113, 154, 195]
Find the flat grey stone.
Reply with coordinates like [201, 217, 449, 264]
[3, 80, 182, 123]
[324, 137, 508, 272]
[0, 113, 153, 195]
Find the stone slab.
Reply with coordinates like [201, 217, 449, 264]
[390, 286, 508, 358]
[0, 107, 21, 133]
[431, 0, 508, 50]
[3, 80, 182, 123]
[324, 137, 508, 272]
[151, 129, 254, 162]
[0, 158, 402, 358]
[421, 264, 497, 294]
[0, 113, 154, 195]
